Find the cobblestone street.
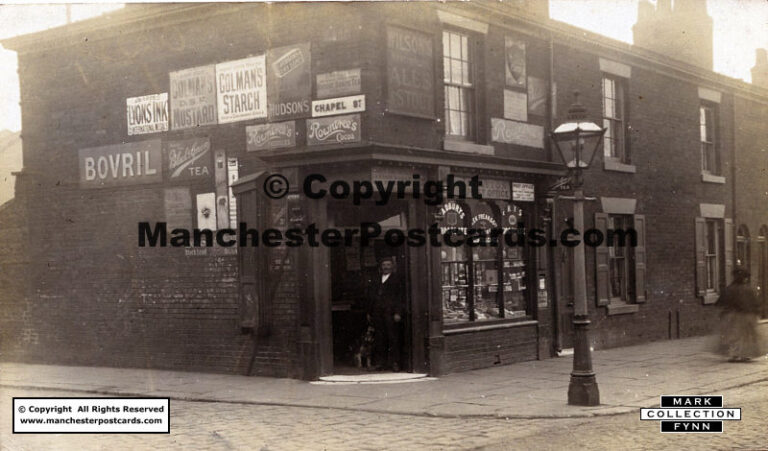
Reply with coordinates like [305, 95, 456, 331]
[3, 381, 767, 450]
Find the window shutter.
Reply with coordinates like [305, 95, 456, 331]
[633, 214, 646, 303]
[724, 218, 734, 286]
[695, 217, 707, 297]
[595, 212, 610, 306]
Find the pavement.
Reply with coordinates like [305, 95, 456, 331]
[1, 335, 766, 419]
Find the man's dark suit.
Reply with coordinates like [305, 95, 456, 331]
[367, 272, 405, 370]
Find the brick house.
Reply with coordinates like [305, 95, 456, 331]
[1, 2, 767, 379]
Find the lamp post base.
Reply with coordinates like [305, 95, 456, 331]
[568, 314, 600, 406]
[568, 374, 600, 406]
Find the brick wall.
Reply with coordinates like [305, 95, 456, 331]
[443, 323, 538, 373]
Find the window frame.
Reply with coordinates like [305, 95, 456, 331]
[442, 28, 478, 141]
[699, 102, 720, 175]
[602, 74, 629, 163]
[704, 218, 721, 293]
[607, 214, 633, 304]
[441, 200, 534, 329]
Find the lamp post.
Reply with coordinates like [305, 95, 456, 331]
[550, 91, 606, 406]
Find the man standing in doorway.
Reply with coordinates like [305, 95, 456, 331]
[367, 256, 405, 372]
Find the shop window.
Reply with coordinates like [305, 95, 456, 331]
[602, 75, 628, 163]
[699, 103, 720, 175]
[736, 224, 750, 271]
[595, 212, 646, 309]
[440, 200, 530, 326]
[695, 217, 733, 303]
[443, 29, 476, 140]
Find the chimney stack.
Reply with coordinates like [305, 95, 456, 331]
[752, 48, 768, 89]
[633, 0, 713, 70]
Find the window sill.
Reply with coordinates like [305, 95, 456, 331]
[701, 172, 725, 184]
[443, 319, 537, 335]
[604, 159, 636, 173]
[606, 302, 639, 315]
[702, 291, 720, 304]
[443, 139, 494, 155]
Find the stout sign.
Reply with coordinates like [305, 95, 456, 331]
[267, 43, 311, 120]
[169, 65, 217, 130]
[126, 93, 168, 135]
[386, 26, 434, 118]
[79, 140, 162, 188]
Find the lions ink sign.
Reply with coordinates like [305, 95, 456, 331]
[640, 396, 741, 433]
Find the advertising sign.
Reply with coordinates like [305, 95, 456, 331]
[316, 69, 361, 98]
[512, 182, 535, 202]
[386, 26, 434, 118]
[491, 118, 544, 149]
[246, 121, 296, 152]
[216, 55, 267, 123]
[503, 89, 528, 122]
[505, 36, 526, 88]
[78, 140, 162, 188]
[267, 43, 311, 120]
[165, 138, 213, 181]
[169, 65, 217, 130]
[527, 76, 547, 116]
[306, 114, 361, 146]
[311, 95, 365, 117]
[126, 93, 168, 135]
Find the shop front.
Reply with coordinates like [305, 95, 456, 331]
[233, 155, 558, 380]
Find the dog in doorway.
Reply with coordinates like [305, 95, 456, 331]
[351, 320, 376, 370]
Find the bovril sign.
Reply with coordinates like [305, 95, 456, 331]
[79, 140, 162, 188]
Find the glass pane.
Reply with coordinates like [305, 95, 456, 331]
[451, 59, 462, 85]
[461, 35, 469, 61]
[707, 257, 716, 289]
[462, 62, 471, 85]
[450, 111, 462, 135]
[605, 97, 615, 118]
[609, 257, 625, 298]
[450, 33, 461, 59]
[442, 31, 450, 58]
[707, 221, 716, 254]
[447, 86, 459, 111]
[615, 82, 624, 119]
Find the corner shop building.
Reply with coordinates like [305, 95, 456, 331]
[2, 2, 768, 380]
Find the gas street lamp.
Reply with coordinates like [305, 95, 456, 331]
[550, 91, 606, 406]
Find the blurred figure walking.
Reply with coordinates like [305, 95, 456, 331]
[716, 267, 767, 362]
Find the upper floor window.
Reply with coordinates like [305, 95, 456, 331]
[602, 75, 628, 162]
[443, 30, 475, 140]
[699, 103, 719, 175]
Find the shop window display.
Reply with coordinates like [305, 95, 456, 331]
[440, 200, 530, 325]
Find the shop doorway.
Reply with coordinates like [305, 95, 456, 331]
[328, 201, 413, 374]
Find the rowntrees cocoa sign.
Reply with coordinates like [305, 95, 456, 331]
[306, 114, 361, 145]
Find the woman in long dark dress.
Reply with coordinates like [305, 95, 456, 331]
[716, 267, 767, 362]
